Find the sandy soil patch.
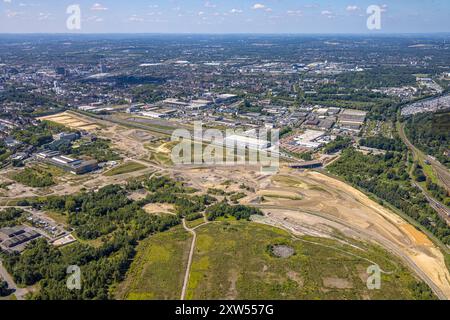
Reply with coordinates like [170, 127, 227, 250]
[143, 203, 175, 215]
[401, 224, 433, 246]
[38, 112, 99, 131]
[248, 168, 450, 299]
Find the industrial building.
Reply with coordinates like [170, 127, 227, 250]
[224, 134, 270, 150]
[293, 130, 326, 150]
[36, 152, 99, 175]
[48, 156, 98, 175]
[0, 226, 41, 252]
[215, 94, 238, 104]
[338, 109, 367, 131]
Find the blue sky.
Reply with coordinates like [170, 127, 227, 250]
[1, 0, 449, 33]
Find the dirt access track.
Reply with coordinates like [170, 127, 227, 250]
[243, 167, 450, 300]
[28, 111, 450, 299]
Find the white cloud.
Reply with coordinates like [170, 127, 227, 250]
[38, 12, 52, 21]
[346, 5, 359, 12]
[230, 8, 243, 14]
[321, 10, 335, 18]
[204, 1, 216, 8]
[287, 10, 303, 17]
[91, 3, 108, 11]
[87, 15, 104, 22]
[304, 4, 319, 9]
[6, 9, 21, 18]
[252, 3, 266, 10]
[3, 0, 12, 3]
[128, 15, 144, 22]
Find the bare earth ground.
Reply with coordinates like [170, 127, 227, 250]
[143, 203, 176, 215]
[3, 112, 450, 299]
[243, 168, 450, 299]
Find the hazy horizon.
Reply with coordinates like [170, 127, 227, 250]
[1, 0, 449, 34]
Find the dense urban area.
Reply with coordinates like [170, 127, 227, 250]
[0, 34, 449, 301]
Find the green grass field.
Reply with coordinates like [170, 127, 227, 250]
[186, 221, 429, 300]
[116, 226, 192, 300]
[186, 218, 206, 229]
[104, 161, 147, 176]
[117, 220, 434, 300]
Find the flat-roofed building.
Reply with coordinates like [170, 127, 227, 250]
[215, 94, 238, 104]
[69, 160, 99, 175]
[338, 109, 367, 132]
[36, 150, 61, 159]
[225, 134, 269, 150]
[293, 130, 326, 150]
[161, 98, 190, 108]
[0, 226, 41, 252]
[339, 109, 367, 123]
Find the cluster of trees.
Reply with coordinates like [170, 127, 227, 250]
[47, 137, 120, 163]
[280, 127, 293, 138]
[12, 121, 66, 148]
[1, 182, 181, 299]
[0, 141, 11, 165]
[329, 148, 450, 245]
[0, 208, 24, 228]
[405, 110, 450, 169]
[0, 86, 60, 109]
[0, 280, 12, 297]
[2, 173, 265, 299]
[70, 139, 120, 163]
[336, 67, 418, 89]
[426, 180, 449, 206]
[1, 220, 175, 300]
[144, 175, 188, 193]
[413, 164, 427, 183]
[359, 136, 405, 152]
[409, 281, 438, 300]
[323, 136, 352, 154]
[185, 212, 204, 221]
[411, 164, 448, 205]
[140, 191, 216, 218]
[28, 184, 180, 241]
[132, 84, 164, 104]
[205, 201, 263, 221]
[238, 100, 264, 114]
[12, 167, 55, 188]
